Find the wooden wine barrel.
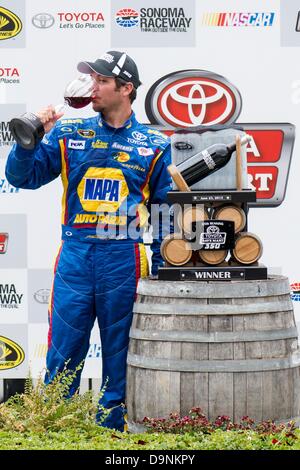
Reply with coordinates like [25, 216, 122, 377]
[160, 234, 192, 266]
[127, 276, 300, 425]
[232, 232, 263, 265]
[177, 206, 209, 236]
[198, 249, 228, 265]
[213, 205, 246, 233]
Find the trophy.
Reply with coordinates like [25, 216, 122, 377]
[9, 74, 94, 150]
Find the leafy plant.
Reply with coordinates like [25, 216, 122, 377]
[0, 363, 108, 433]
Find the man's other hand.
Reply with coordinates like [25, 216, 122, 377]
[36, 105, 64, 134]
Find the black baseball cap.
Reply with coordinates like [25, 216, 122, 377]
[77, 50, 141, 89]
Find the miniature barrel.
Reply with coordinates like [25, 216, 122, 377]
[177, 206, 209, 236]
[213, 205, 246, 233]
[127, 276, 300, 424]
[160, 234, 192, 266]
[232, 232, 263, 265]
[198, 249, 228, 265]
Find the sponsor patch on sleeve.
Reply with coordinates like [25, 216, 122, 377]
[60, 126, 76, 134]
[68, 139, 86, 150]
[77, 129, 96, 138]
[137, 147, 154, 156]
[61, 119, 83, 124]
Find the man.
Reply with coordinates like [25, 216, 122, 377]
[5, 50, 172, 432]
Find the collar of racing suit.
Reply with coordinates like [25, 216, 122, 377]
[97, 112, 136, 131]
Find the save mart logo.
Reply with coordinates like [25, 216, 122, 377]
[0, 6, 22, 40]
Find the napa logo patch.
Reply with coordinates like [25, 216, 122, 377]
[0, 336, 25, 370]
[77, 129, 96, 138]
[0, 7, 22, 40]
[68, 139, 85, 150]
[92, 140, 108, 149]
[84, 178, 121, 202]
[113, 152, 131, 163]
[78, 167, 129, 212]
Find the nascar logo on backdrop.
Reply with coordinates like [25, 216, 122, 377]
[201, 12, 275, 27]
[145, 69, 295, 207]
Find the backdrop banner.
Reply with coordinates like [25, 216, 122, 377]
[0, 0, 299, 378]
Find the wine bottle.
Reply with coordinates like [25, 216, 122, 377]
[176, 135, 251, 187]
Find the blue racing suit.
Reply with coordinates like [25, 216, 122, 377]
[5, 112, 171, 431]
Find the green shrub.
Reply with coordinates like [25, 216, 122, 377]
[0, 364, 108, 433]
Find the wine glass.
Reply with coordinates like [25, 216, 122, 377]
[9, 74, 94, 150]
[55, 74, 94, 112]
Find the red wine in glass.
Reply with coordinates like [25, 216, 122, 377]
[64, 96, 93, 109]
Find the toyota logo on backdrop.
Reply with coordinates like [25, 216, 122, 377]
[34, 289, 50, 304]
[32, 13, 55, 29]
[145, 70, 242, 127]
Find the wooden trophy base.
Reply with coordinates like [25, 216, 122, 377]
[158, 263, 268, 281]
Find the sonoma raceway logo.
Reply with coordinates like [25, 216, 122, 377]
[115, 7, 192, 32]
[0, 284, 23, 309]
[0, 121, 14, 147]
[145, 69, 295, 207]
